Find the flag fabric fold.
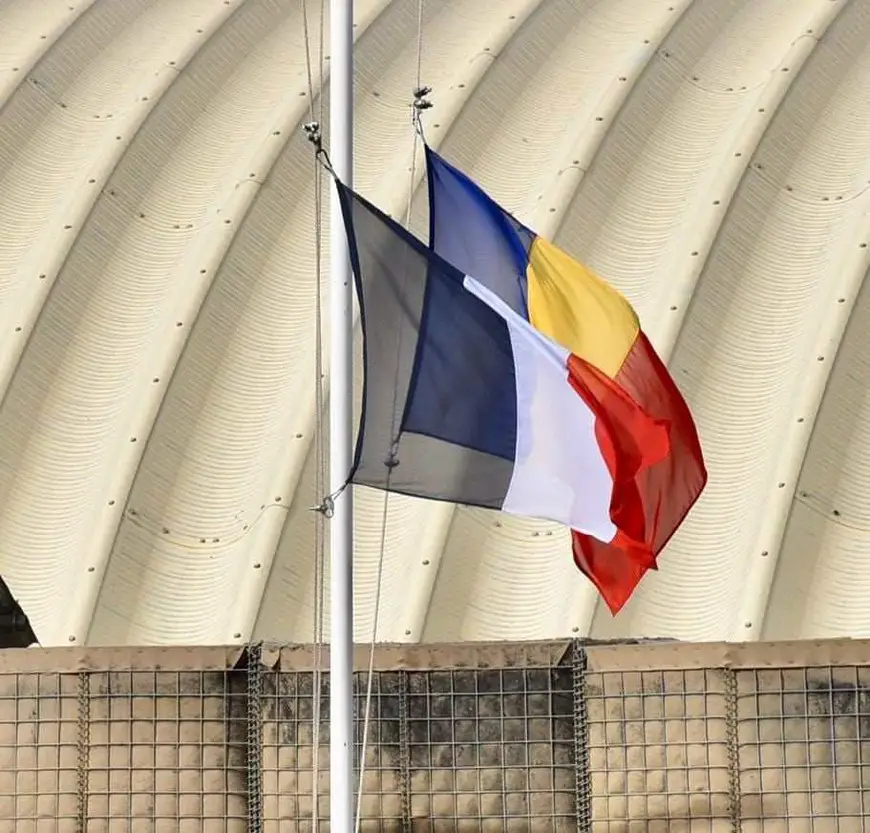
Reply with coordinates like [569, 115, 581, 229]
[336, 179, 670, 560]
[424, 146, 707, 613]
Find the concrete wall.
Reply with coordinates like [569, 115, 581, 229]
[0, 639, 867, 831]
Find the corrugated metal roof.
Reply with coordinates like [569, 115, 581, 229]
[0, 0, 868, 647]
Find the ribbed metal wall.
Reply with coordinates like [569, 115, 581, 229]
[3, 0, 870, 648]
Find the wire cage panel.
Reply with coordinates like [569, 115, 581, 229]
[0, 640, 866, 831]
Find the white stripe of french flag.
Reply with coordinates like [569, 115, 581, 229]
[462, 275, 617, 543]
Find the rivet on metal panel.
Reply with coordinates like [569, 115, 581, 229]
[860, 243, 867, 248]
[817, 356, 825, 361]
[713, 199, 720, 205]
[11, 67, 17, 72]
[152, 377, 159, 383]
[130, 437, 137, 443]
[421, 559, 430, 565]
[87, 566, 94, 572]
[176, 321, 183, 327]
[670, 305, 678, 311]
[39, 273, 46, 278]
[253, 563, 261, 569]
[734, 152, 742, 157]
[761, 550, 769, 557]
[68, 635, 76, 642]
[107, 500, 115, 506]
[838, 298, 846, 303]
[691, 251, 698, 256]
[14, 327, 20, 332]
[744, 622, 751, 628]
[64, 224, 72, 230]
[797, 417, 804, 423]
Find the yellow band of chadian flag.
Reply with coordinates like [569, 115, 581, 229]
[526, 236, 639, 378]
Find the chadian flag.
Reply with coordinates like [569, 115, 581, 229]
[424, 146, 707, 613]
[336, 177, 688, 613]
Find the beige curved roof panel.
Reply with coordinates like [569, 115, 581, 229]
[0, 0, 869, 647]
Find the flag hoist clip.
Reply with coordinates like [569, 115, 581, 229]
[303, 120, 336, 177]
[411, 85, 432, 134]
[310, 494, 334, 519]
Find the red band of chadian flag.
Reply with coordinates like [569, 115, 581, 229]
[567, 332, 707, 614]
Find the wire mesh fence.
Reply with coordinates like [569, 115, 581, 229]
[0, 640, 867, 831]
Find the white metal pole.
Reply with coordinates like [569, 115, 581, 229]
[329, 0, 355, 830]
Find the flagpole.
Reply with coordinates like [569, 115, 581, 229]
[329, 0, 355, 829]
